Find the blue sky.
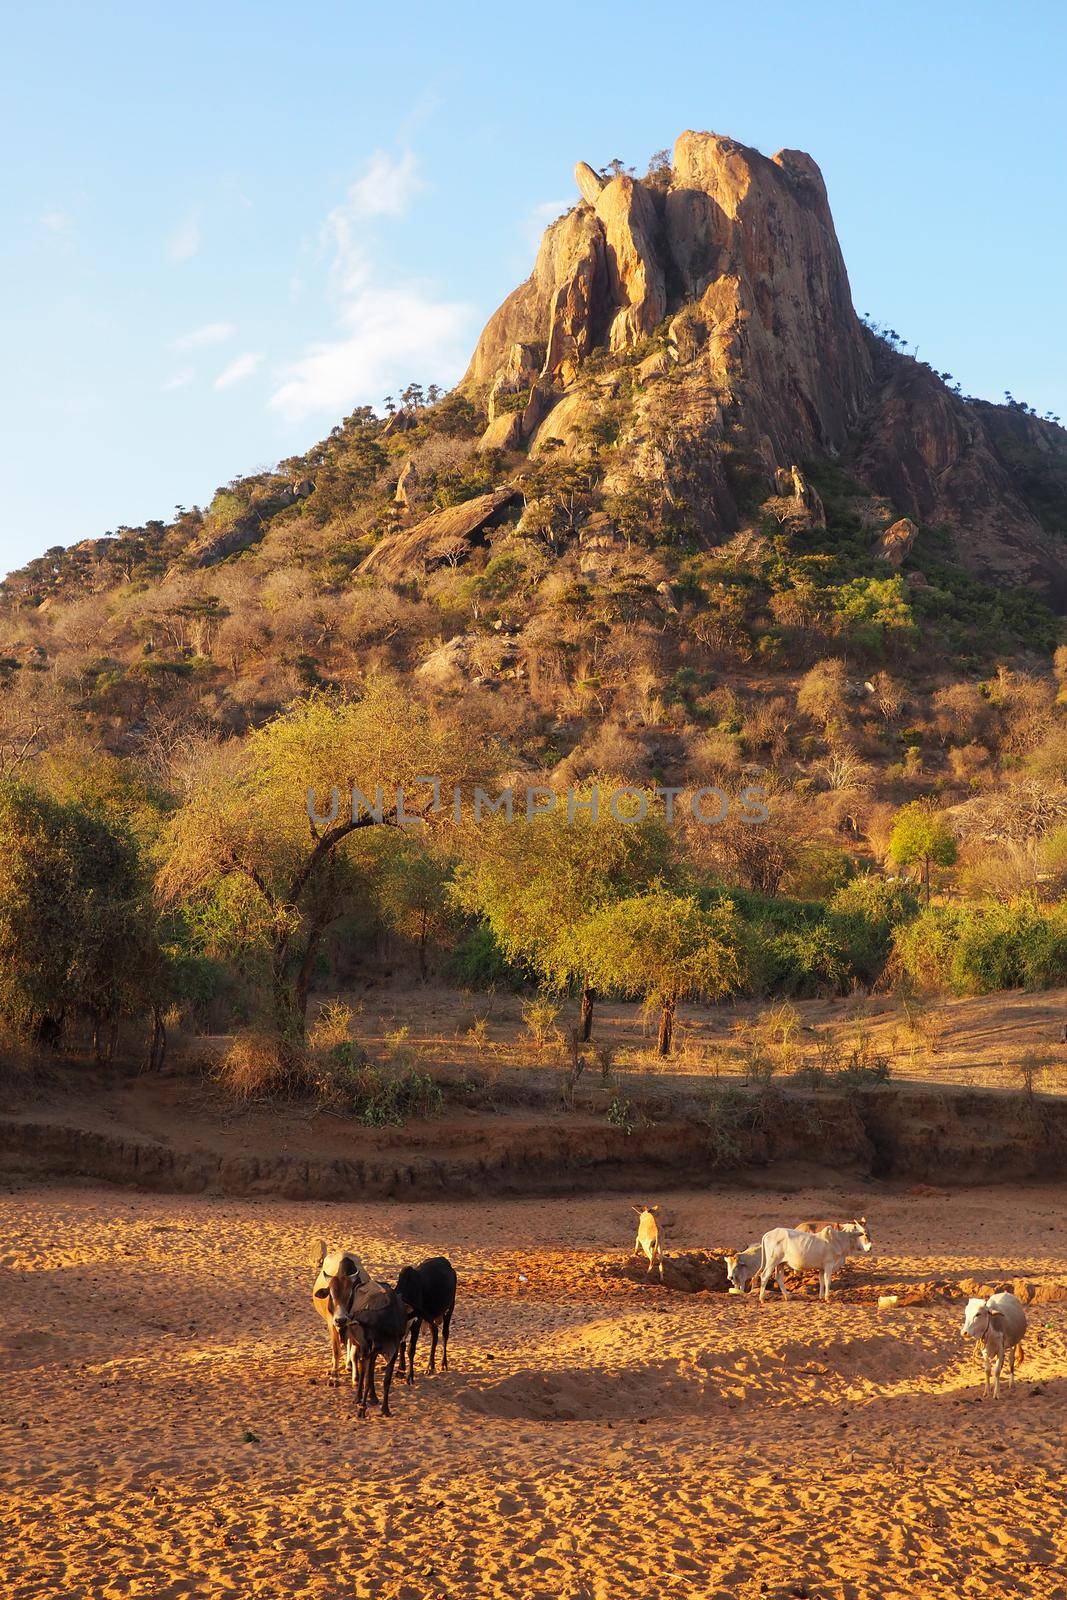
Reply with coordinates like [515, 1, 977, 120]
[1, 0, 1064, 575]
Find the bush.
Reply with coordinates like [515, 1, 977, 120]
[215, 1030, 293, 1101]
[827, 876, 919, 984]
[893, 898, 1067, 995]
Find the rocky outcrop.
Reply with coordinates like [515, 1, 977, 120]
[459, 128, 1067, 596]
[574, 160, 607, 206]
[593, 174, 667, 350]
[358, 488, 521, 581]
[394, 457, 418, 508]
[877, 516, 919, 567]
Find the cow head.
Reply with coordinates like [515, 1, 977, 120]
[845, 1219, 873, 1254]
[313, 1251, 370, 1333]
[961, 1297, 991, 1340]
[724, 1251, 755, 1294]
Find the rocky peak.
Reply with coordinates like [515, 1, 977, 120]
[461, 130, 1067, 598]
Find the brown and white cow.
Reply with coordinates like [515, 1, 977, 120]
[311, 1241, 371, 1383]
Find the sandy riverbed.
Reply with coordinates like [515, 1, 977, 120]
[1, 1180, 1066, 1598]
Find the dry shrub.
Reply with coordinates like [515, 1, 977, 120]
[214, 1030, 291, 1101]
[522, 994, 561, 1050]
[948, 741, 992, 784]
[931, 682, 990, 746]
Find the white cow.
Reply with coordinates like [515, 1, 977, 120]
[961, 1291, 1027, 1398]
[632, 1206, 663, 1277]
[755, 1222, 873, 1303]
[723, 1243, 762, 1294]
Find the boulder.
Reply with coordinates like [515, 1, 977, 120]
[878, 516, 919, 567]
[790, 465, 826, 529]
[478, 411, 525, 453]
[574, 161, 607, 206]
[358, 488, 522, 581]
[394, 458, 419, 507]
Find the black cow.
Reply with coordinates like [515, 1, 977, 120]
[395, 1256, 457, 1383]
[343, 1281, 408, 1418]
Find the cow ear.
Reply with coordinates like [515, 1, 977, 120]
[650, 1205, 659, 1213]
[631, 1206, 642, 1214]
[313, 1284, 330, 1299]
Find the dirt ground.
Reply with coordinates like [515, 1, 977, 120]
[328, 981, 1067, 1096]
[2, 1180, 1066, 1599]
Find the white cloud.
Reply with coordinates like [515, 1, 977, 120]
[268, 152, 469, 423]
[344, 149, 421, 221]
[168, 216, 201, 263]
[41, 210, 72, 234]
[322, 150, 422, 294]
[214, 351, 263, 391]
[162, 369, 194, 392]
[172, 321, 235, 351]
[269, 286, 469, 421]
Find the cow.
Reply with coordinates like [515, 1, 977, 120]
[632, 1206, 664, 1277]
[961, 1291, 1028, 1399]
[395, 1257, 457, 1383]
[755, 1222, 873, 1303]
[342, 1281, 409, 1418]
[311, 1242, 372, 1384]
[724, 1243, 763, 1295]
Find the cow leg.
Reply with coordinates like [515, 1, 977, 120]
[406, 1322, 419, 1385]
[1008, 1347, 1016, 1389]
[381, 1349, 399, 1418]
[360, 1351, 378, 1418]
[822, 1268, 832, 1302]
[759, 1269, 771, 1304]
[992, 1348, 1003, 1400]
[982, 1347, 991, 1398]
[330, 1324, 342, 1384]
[776, 1266, 790, 1302]
[429, 1322, 440, 1373]
[442, 1307, 452, 1371]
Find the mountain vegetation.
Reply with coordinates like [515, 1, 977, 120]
[2, 129, 1067, 1082]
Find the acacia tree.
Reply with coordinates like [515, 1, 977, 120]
[160, 680, 487, 1053]
[576, 889, 744, 1055]
[889, 802, 958, 905]
[451, 798, 671, 1040]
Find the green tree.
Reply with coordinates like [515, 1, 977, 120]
[373, 833, 454, 982]
[888, 802, 958, 905]
[451, 797, 670, 1040]
[0, 783, 163, 1060]
[577, 889, 744, 1055]
[159, 680, 487, 1054]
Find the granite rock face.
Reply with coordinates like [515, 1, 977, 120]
[461, 131, 1067, 596]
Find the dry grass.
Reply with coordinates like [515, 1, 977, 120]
[317, 982, 1067, 1100]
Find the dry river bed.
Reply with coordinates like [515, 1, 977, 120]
[1, 1181, 1066, 1599]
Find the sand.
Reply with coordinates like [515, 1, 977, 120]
[1, 1180, 1066, 1599]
